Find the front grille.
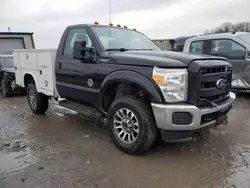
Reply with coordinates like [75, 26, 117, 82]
[187, 60, 232, 106]
[201, 112, 217, 125]
[172, 112, 193, 125]
[198, 66, 231, 106]
[200, 67, 231, 74]
[201, 105, 231, 125]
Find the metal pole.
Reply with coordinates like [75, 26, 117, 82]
[108, 0, 111, 49]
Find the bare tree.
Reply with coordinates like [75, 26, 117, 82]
[234, 22, 250, 32]
[204, 21, 250, 35]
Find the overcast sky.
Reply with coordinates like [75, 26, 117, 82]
[1, 0, 250, 48]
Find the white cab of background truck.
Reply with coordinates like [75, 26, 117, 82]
[13, 49, 59, 97]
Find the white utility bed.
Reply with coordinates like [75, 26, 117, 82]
[13, 49, 59, 97]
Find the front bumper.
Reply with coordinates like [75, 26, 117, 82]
[151, 92, 236, 131]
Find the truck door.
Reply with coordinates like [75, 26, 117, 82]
[55, 27, 98, 106]
[208, 39, 250, 87]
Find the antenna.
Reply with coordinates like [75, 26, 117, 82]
[108, 0, 111, 50]
[109, 0, 111, 24]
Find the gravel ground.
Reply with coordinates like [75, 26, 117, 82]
[0, 93, 250, 188]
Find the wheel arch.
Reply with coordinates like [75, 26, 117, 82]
[98, 70, 164, 111]
[23, 72, 38, 88]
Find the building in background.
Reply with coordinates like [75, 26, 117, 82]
[152, 39, 175, 51]
[152, 36, 194, 52]
[0, 32, 35, 55]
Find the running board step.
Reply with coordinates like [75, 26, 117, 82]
[59, 100, 105, 119]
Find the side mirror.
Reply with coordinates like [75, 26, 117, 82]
[73, 40, 95, 61]
[73, 40, 86, 60]
[247, 51, 250, 60]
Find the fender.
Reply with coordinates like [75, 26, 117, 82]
[23, 72, 38, 89]
[98, 70, 164, 109]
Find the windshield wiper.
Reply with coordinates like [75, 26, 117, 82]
[106, 48, 155, 52]
[106, 48, 132, 52]
[135, 49, 154, 51]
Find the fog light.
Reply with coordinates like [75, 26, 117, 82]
[172, 112, 192, 125]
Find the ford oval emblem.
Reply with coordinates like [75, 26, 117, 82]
[216, 78, 227, 89]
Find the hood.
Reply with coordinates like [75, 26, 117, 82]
[105, 51, 227, 68]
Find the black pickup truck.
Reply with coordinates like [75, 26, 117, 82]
[21, 24, 235, 154]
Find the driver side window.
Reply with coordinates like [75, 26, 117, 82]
[210, 39, 246, 60]
[63, 28, 93, 56]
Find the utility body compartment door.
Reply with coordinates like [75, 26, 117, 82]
[13, 52, 22, 86]
[13, 51, 38, 87]
[19, 52, 38, 70]
[13, 49, 57, 97]
[37, 51, 56, 96]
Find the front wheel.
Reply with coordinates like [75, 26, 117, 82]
[108, 95, 157, 155]
[27, 83, 49, 114]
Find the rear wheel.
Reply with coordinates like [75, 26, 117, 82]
[1, 79, 12, 97]
[27, 83, 49, 114]
[108, 95, 157, 155]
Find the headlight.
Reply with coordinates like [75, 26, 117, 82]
[152, 67, 188, 102]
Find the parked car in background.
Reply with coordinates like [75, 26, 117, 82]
[0, 55, 25, 96]
[183, 32, 250, 91]
[0, 55, 15, 96]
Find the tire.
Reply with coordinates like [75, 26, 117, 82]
[1, 79, 12, 97]
[26, 83, 49, 114]
[108, 95, 157, 155]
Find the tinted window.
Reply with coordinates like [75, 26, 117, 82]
[211, 39, 246, 60]
[190, 41, 204, 55]
[63, 28, 93, 56]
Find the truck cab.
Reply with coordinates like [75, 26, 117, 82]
[55, 24, 161, 107]
[14, 23, 235, 155]
[183, 32, 250, 91]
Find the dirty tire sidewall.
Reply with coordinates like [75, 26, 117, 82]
[27, 83, 48, 114]
[108, 95, 157, 155]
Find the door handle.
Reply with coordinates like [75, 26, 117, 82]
[15, 66, 17, 70]
[39, 70, 42, 75]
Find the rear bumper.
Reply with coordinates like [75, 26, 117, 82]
[151, 92, 235, 131]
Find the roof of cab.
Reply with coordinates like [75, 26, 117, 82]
[187, 32, 250, 41]
[66, 24, 135, 31]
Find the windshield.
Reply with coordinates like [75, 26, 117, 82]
[237, 34, 250, 45]
[92, 26, 160, 51]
